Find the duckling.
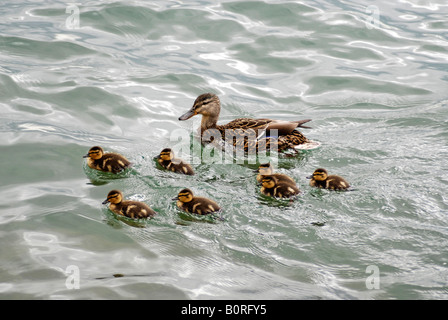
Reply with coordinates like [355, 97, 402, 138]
[308, 168, 350, 190]
[173, 188, 221, 215]
[157, 148, 194, 175]
[260, 175, 300, 198]
[83, 146, 131, 174]
[255, 162, 296, 184]
[179, 93, 312, 152]
[102, 189, 156, 219]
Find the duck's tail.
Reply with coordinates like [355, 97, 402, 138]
[294, 119, 312, 129]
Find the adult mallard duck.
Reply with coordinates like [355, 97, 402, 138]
[255, 162, 296, 184]
[157, 148, 195, 175]
[83, 146, 131, 174]
[178, 93, 313, 153]
[260, 175, 300, 198]
[102, 189, 156, 219]
[173, 188, 221, 215]
[308, 168, 350, 190]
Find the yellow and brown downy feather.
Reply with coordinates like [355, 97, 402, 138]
[178, 93, 311, 153]
[255, 162, 296, 184]
[173, 188, 221, 215]
[157, 148, 194, 175]
[308, 168, 350, 190]
[84, 146, 131, 174]
[102, 189, 156, 219]
[260, 175, 300, 198]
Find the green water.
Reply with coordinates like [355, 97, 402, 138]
[1, 0, 447, 300]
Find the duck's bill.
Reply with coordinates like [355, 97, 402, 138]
[178, 109, 195, 121]
[172, 196, 179, 201]
[83, 154, 89, 158]
[102, 199, 110, 204]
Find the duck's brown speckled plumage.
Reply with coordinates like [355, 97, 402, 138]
[179, 93, 311, 152]
[308, 168, 350, 190]
[260, 175, 300, 198]
[173, 188, 221, 215]
[157, 148, 194, 175]
[84, 146, 131, 174]
[102, 190, 156, 219]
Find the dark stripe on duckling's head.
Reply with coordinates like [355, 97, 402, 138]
[159, 148, 174, 160]
[312, 168, 328, 181]
[102, 189, 123, 204]
[175, 188, 194, 203]
[261, 175, 277, 188]
[84, 146, 104, 159]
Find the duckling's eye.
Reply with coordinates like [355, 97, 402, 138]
[108, 194, 119, 201]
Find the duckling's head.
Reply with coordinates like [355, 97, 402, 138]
[158, 148, 174, 161]
[84, 146, 104, 160]
[311, 168, 328, 181]
[173, 188, 194, 203]
[256, 163, 274, 175]
[261, 175, 278, 189]
[102, 189, 123, 205]
[179, 93, 220, 121]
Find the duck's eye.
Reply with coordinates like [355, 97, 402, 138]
[194, 103, 205, 110]
[197, 98, 212, 107]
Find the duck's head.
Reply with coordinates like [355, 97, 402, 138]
[84, 146, 104, 160]
[255, 163, 274, 175]
[261, 175, 278, 189]
[158, 148, 174, 161]
[102, 189, 123, 205]
[309, 168, 328, 181]
[179, 93, 221, 121]
[173, 188, 194, 203]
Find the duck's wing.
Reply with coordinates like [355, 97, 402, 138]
[222, 118, 311, 136]
[222, 118, 272, 130]
[264, 119, 312, 134]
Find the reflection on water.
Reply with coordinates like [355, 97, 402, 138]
[1, 0, 448, 300]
